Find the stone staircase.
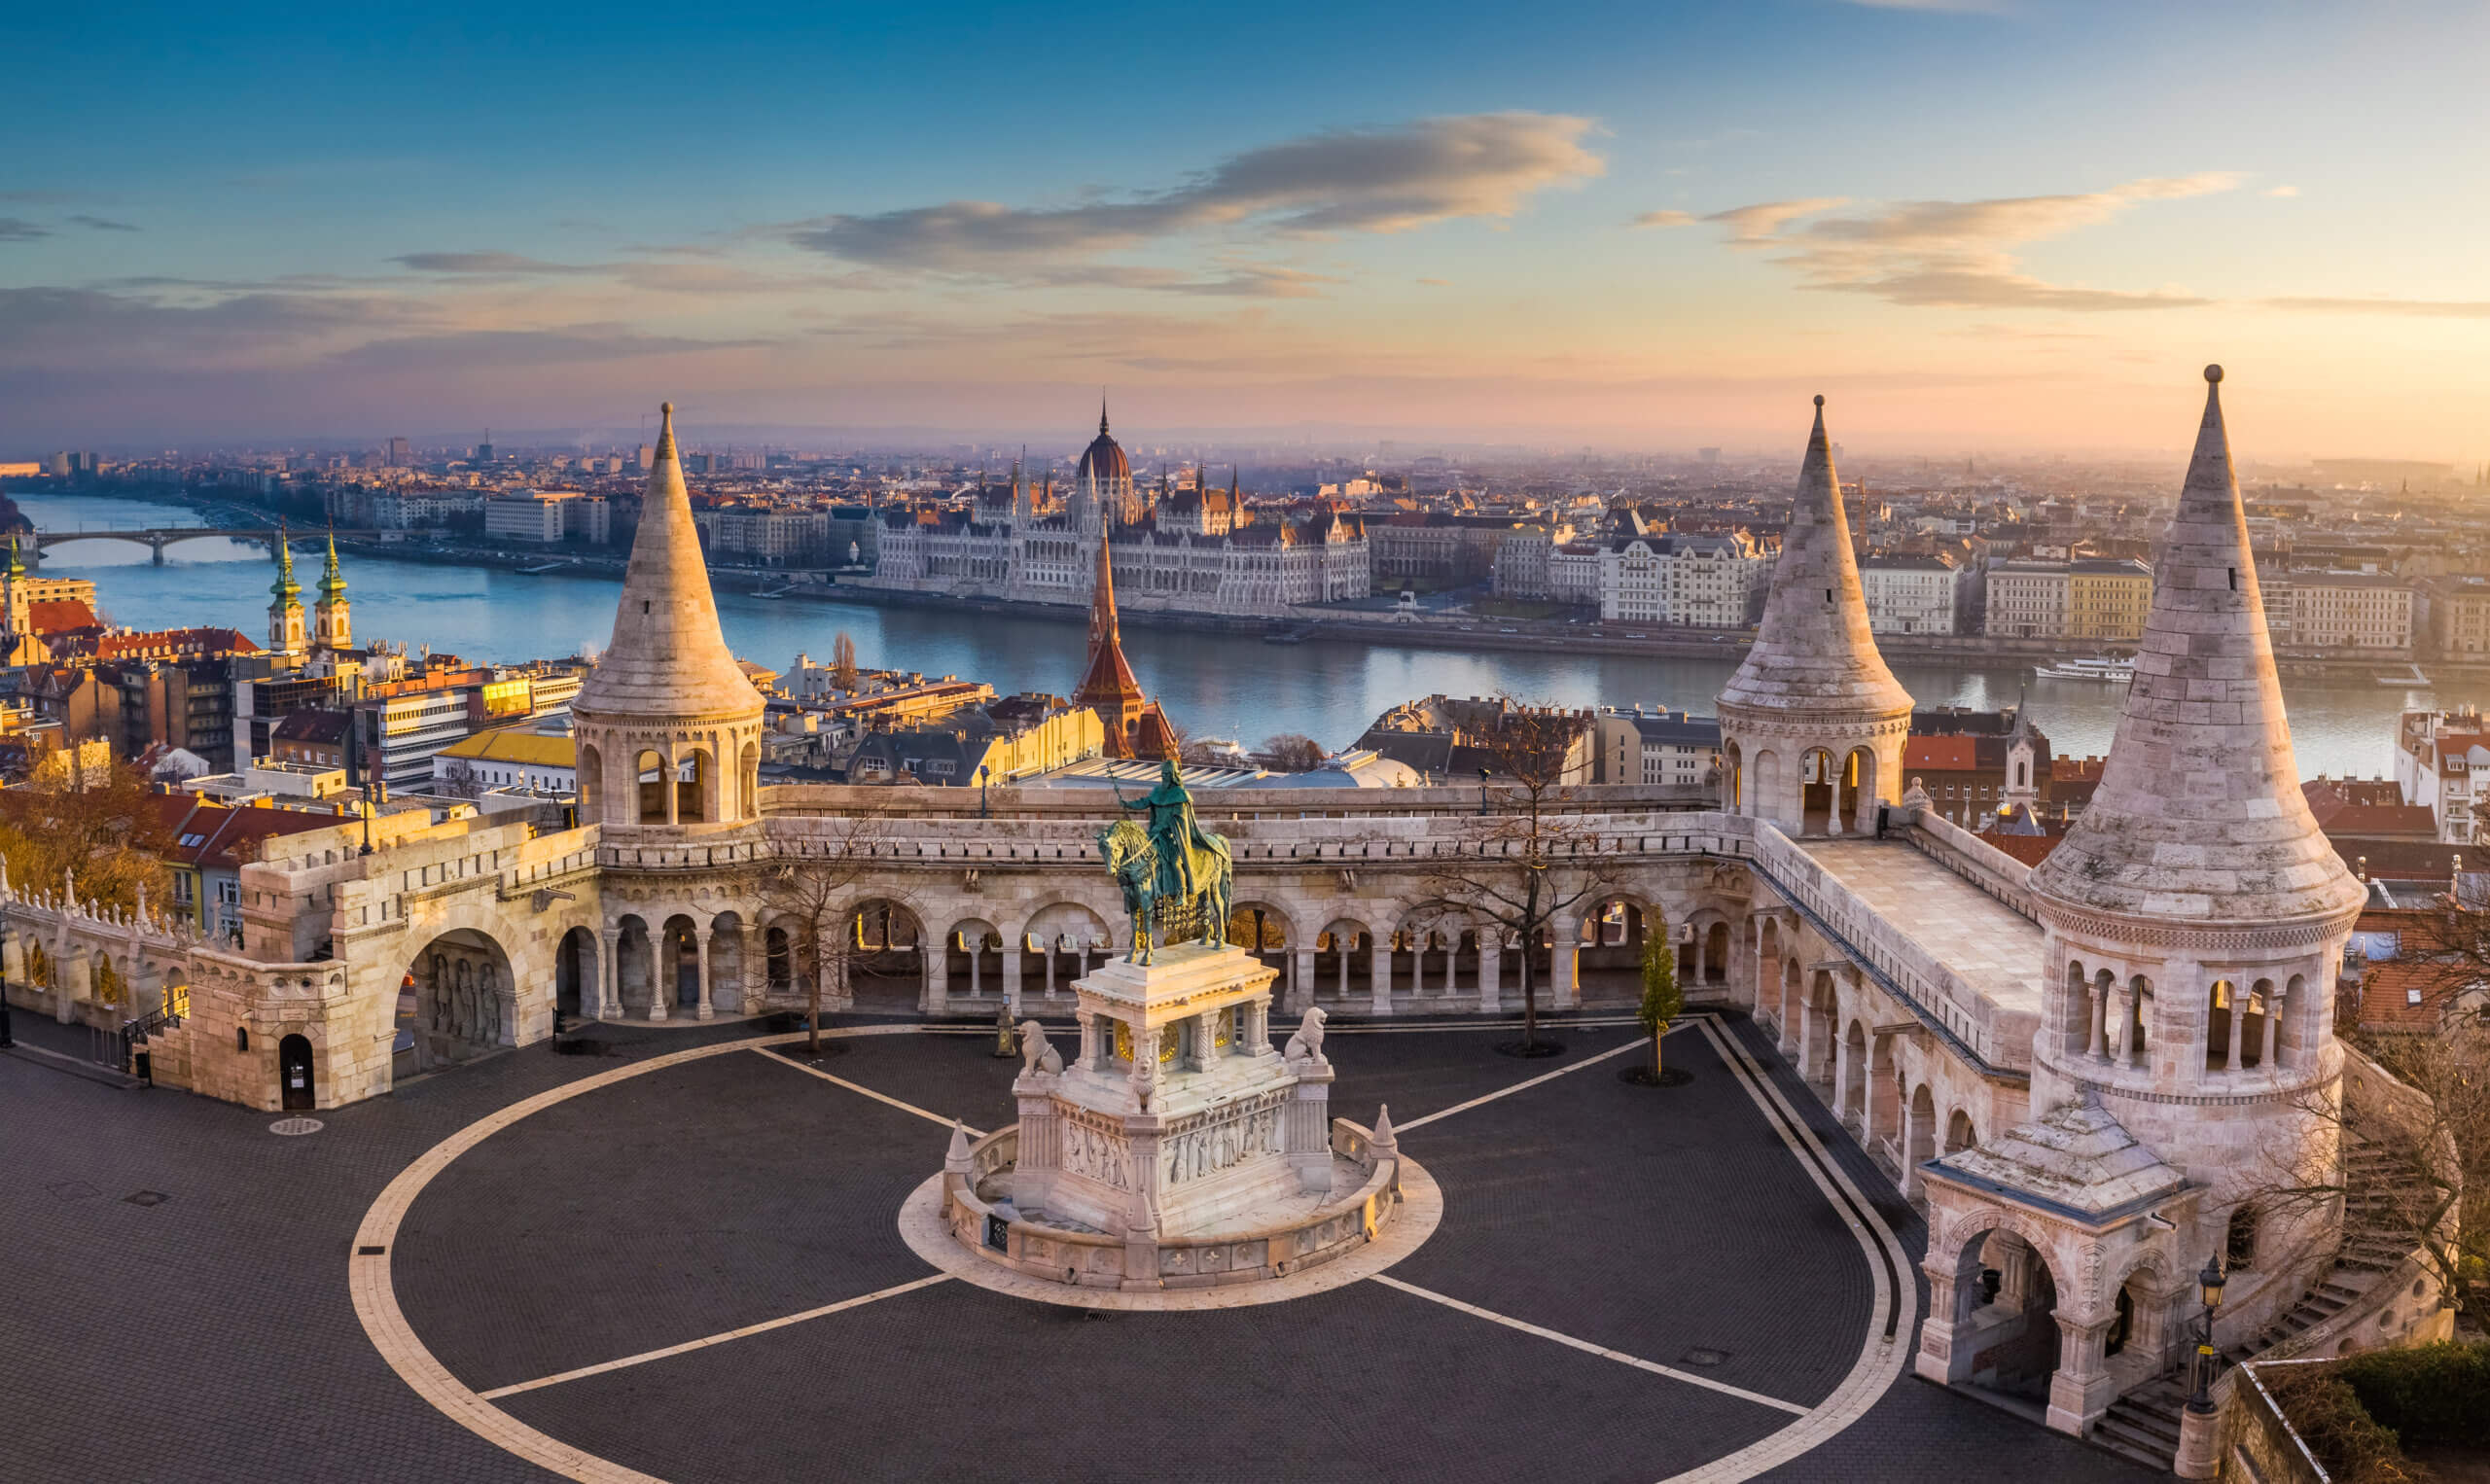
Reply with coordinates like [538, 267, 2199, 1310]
[2089, 1139, 2413, 1474]
[2094, 1376, 2191, 1472]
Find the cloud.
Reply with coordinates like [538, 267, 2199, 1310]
[1631, 209, 1694, 229]
[67, 215, 141, 232]
[391, 250, 595, 275]
[2264, 185, 2300, 198]
[0, 219, 52, 242]
[788, 112, 1602, 286]
[324, 327, 769, 372]
[1838, 0, 2009, 11]
[1690, 174, 2238, 310]
[2265, 296, 2490, 318]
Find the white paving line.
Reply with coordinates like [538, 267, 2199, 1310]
[753, 1046, 984, 1137]
[479, 1275, 952, 1400]
[1396, 1021, 1692, 1132]
[1370, 1275, 1809, 1416]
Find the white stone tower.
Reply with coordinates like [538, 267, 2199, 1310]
[2027, 364, 2364, 1231]
[0, 536, 32, 642]
[312, 533, 351, 652]
[1716, 397, 1913, 834]
[267, 530, 306, 654]
[571, 403, 765, 833]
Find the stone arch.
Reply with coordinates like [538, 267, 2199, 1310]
[1802, 969, 1838, 1089]
[1799, 747, 1842, 835]
[1576, 891, 1654, 1000]
[765, 923, 795, 998]
[1866, 1022, 1901, 1150]
[1906, 1083, 1938, 1191]
[1315, 916, 1374, 1001]
[634, 749, 667, 824]
[1019, 900, 1112, 1001]
[2280, 973, 2306, 1068]
[1845, 745, 1880, 833]
[1930, 1219, 2069, 1396]
[1701, 919, 1730, 987]
[2124, 973, 2153, 1067]
[1724, 739, 1744, 812]
[1394, 901, 1478, 998]
[1748, 748, 1777, 822]
[1228, 898, 1298, 995]
[405, 927, 517, 1065]
[658, 913, 706, 1015]
[843, 898, 923, 1007]
[553, 925, 596, 1018]
[2205, 977, 2238, 1070]
[614, 913, 657, 1016]
[738, 739, 761, 821]
[2239, 977, 2275, 1070]
[2104, 1250, 2175, 1364]
[944, 915, 1005, 1002]
[678, 746, 713, 824]
[1777, 954, 1801, 1050]
[577, 742, 602, 819]
[706, 910, 747, 1016]
[1945, 1107, 1977, 1153]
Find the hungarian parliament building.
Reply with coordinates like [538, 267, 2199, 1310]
[862, 407, 1371, 616]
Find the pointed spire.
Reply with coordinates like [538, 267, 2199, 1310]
[573, 402, 764, 729]
[270, 525, 301, 605]
[943, 1118, 973, 1175]
[1718, 395, 1912, 720]
[318, 529, 346, 602]
[1369, 1103, 1398, 1156]
[5, 534, 20, 579]
[2032, 367, 2363, 928]
[1099, 393, 1110, 437]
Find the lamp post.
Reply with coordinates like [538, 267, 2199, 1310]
[1477, 766, 1491, 816]
[2188, 1255, 2227, 1415]
[0, 928, 13, 1049]
[978, 763, 990, 819]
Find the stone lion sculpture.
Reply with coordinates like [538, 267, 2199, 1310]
[1018, 1020, 1062, 1075]
[1283, 1006, 1328, 1066]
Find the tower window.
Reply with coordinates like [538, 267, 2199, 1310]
[2227, 568, 2237, 591]
[642, 601, 651, 614]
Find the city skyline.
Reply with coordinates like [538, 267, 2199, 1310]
[7, 2, 2488, 459]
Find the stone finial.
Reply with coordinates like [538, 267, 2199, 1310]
[1369, 1103, 1399, 1157]
[943, 1119, 973, 1175]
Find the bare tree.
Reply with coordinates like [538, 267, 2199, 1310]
[1261, 733, 1326, 772]
[2240, 1030, 2486, 1326]
[760, 801, 901, 1057]
[435, 758, 482, 799]
[1422, 698, 1615, 1053]
[829, 630, 860, 693]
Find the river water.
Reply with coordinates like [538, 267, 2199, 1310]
[16, 491, 2471, 780]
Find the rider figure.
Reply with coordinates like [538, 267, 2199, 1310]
[1114, 759, 1218, 901]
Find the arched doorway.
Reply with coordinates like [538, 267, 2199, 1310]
[1020, 901, 1110, 1002]
[660, 915, 704, 1015]
[1906, 1083, 1937, 1197]
[707, 912, 747, 1016]
[1803, 971, 1837, 1089]
[1228, 902, 1294, 995]
[554, 927, 594, 1018]
[1841, 1020, 1868, 1129]
[1946, 1108, 1977, 1153]
[614, 916, 657, 1017]
[1940, 1229, 2064, 1402]
[277, 1033, 315, 1111]
[945, 918, 1004, 1002]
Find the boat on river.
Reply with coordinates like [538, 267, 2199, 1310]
[2032, 657, 2135, 683]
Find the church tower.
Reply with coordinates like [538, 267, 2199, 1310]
[1073, 528, 1175, 760]
[312, 533, 351, 652]
[2027, 365, 2363, 1224]
[0, 536, 31, 642]
[267, 530, 306, 654]
[1715, 397, 1913, 834]
[571, 403, 765, 832]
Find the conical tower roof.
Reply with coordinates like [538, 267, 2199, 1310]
[574, 403, 762, 724]
[317, 532, 346, 602]
[1719, 397, 1912, 719]
[270, 526, 301, 606]
[1074, 528, 1144, 706]
[2031, 368, 2362, 928]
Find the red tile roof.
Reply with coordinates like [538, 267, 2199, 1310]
[26, 599, 100, 634]
[1903, 735, 1978, 772]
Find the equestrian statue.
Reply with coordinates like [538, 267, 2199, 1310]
[1098, 759, 1233, 965]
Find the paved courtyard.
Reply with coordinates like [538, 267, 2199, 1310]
[0, 1008, 2153, 1483]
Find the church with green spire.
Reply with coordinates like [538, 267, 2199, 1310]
[267, 527, 307, 654]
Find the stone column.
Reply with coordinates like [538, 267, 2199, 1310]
[1014, 1076, 1059, 1219]
[694, 930, 715, 1020]
[664, 746, 680, 826]
[1291, 947, 1315, 1014]
[741, 923, 765, 1015]
[1076, 1009, 1100, 1071]
[1478, 935, 1501, 1013]
[1002, 944, 1022, 1016]
[1408, 936, 1425, 998]
[922, 942, 946, 1016]
[1913, 1269, 1963, 1384]
[2225, 989, 2247, 1070]
[2262, 987, 2283, 1068]
[1692, 930, 1708, 987]
[1247, 999, 1273, 1056]
[2088, 980, 2108, 1060]
[1900, 1099, 1924, 1200]
[1335, 943, 1350, 999]
[595, 927, 621, 1020]
[1044, 942, 1058, 999]
[1552, 938, 1580, 1009]
[1369, 937, 1393, 1016]
[1121, 1109, 1164, 1289]
[646, 931, 669, 1022]
[967, 937, 981, 1001]
[2045, 1317, 2116, 1437]
[2111, 981, 2133, 1066]
[1825, 766, 1844, 836]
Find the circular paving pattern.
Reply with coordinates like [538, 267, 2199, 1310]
[353, 1018, 1919, 1484]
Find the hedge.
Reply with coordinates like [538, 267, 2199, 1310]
[2339, 1341, 2490, 1448]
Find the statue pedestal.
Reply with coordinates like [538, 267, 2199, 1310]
[946, 941, 1400, 1291]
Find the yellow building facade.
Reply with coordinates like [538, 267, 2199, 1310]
[2065, 559, 2153, 642]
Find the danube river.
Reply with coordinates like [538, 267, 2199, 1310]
[17, 491, 2475, 780]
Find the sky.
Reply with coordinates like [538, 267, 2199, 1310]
[6, 0, 2487, 460]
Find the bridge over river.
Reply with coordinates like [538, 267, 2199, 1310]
[24, 527, 388, 565]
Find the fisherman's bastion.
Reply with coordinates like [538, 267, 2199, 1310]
[2, 371, 2457, 1484]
